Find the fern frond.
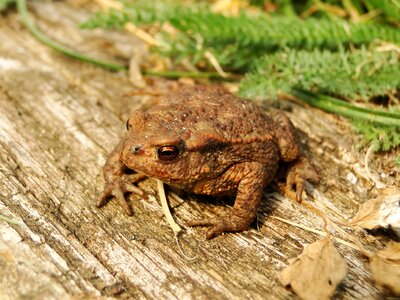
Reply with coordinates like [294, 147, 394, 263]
[363, 0, 400, 22]
[272, 0, 297, 16]
[80, 1, 203, 29]
[352, 120, 400, 152]
[162, 13, 400, 70]
[239, 48, 400, 101]
[82, 1, 400, 70]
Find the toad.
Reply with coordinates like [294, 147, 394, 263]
[97, 86, 319, 239]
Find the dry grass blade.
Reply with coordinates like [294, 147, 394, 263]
[125, 23, 160, 47]
[370, 242, 400, 296]
[279, 237, 347, 300]
[156, 179, 182, 236]
[0, 214, 19, 225]
[271, 216, 362, 252]
[156, 180, 197, 260]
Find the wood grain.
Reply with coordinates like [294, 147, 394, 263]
[0, 2, 398, 299]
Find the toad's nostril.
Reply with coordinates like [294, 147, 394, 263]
[131, 144, 143, 154]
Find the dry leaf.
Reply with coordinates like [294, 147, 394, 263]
[95, 0, 123, 11]
[129, 53, 147, 88]
[211, 0, 248, 16]
[279, 238, 347, 300]
[351, 187, 400, 236]
[370, 242, 400, 296]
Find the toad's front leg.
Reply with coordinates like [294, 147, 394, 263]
[97, 142, 147, 215]
[188, 162, 274, 239]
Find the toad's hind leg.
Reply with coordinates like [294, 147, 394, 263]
[188, 162, 275, 239]
[272, 111, 300, 162]
[272, 112, 319, 202]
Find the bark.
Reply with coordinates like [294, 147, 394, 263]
[0, 2, 398, 299]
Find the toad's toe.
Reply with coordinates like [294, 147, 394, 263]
[187, 216, 249, 239]
[285, 156, 319, 203]
[97, 180, 136, 216]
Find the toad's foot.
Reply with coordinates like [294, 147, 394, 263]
[285, 156, 320, 203]
[97, 173, 147, 216]
[188, 162, 269, 239]
[187, 215, 250, 239]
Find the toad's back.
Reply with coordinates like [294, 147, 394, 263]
[146, 86, 276, 143]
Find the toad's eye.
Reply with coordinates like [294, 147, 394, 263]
[157, 146, 179, 161]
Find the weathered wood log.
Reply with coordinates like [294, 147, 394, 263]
[0, 2, 398, 299]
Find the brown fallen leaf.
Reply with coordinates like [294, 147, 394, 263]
[128, 52, 147, 88]
[351, 187, 400, 236]
[370, 242, 400, 296]
[211, 0, 249, 16]
[279, 238, 347, 300]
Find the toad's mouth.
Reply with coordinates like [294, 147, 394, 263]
[121, 157, 188, 183]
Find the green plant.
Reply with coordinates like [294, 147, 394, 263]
[352, 120, 400, 151]
[288, 89, 400, 152]
[363, 0, 400, 23]
[16, 0, 127, 71]
[82, 2, 400, 71]
[239, 48, 400, 101]
[0, 0, 15, 11]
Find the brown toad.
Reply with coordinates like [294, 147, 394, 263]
[97, 86, 319, 239]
